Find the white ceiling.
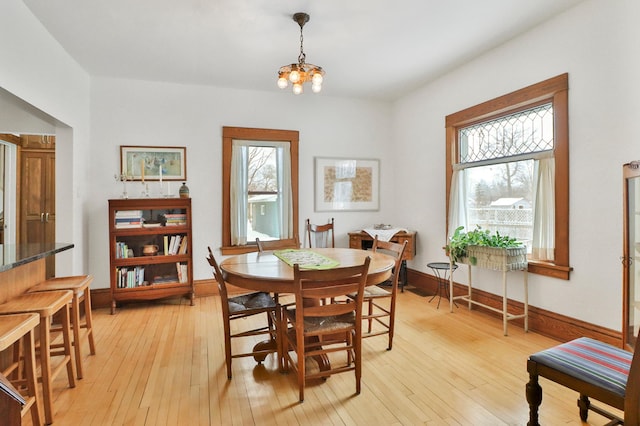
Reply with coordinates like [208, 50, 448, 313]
[24, 0, 585, 101]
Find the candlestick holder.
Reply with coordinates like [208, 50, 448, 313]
[140, 182, 150, 198]
[114, 174, 131, 199]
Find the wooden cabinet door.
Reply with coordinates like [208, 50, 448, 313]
[21, 134, 55, 149]
[20, 150, 55, 276]
[623, 161, 640, 349]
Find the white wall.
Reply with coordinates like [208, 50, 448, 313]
[0, 0, 91, 275]
[88, 78, 393, 288]
[393, 0, 640, 330]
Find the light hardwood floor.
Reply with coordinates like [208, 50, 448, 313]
[28, 289, 621, 425]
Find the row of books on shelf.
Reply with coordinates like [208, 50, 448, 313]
[176, 262, 189, 283]
[164, 213, 187, 226]
[115, 242, 131, 259]
[116, 263, 188, 288]
[114, 211, 187, 229]
[116, 266, 146, 288]
[115, 236, 187, 258]
[115, 210, 143, 228]
[164, 235, 188, 255]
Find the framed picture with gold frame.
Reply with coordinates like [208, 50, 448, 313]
[120, 146, 187, 181]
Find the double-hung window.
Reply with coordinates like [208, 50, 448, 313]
[222, 127, 299, 255]
[445, 74, 571, 279]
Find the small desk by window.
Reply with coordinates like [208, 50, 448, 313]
[348, 230, 416, 291]
[348, 230, 416, 261]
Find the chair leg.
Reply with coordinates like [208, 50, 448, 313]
[40, 316, 54, 424]
[367, 300, 373, 334]
[70, 297, 83, 379]
[578, 394, 590, 422]
[223, 320, 232, 380]
[275, 307, 285, 374]
[525, 370, 542, 426]
[354, 330, 361, 395]
[10, 340, 20, 381]
[387, 304, 395, 351]
[61, 304, 77, 387]
[23, 329, 42, 426]
[83, 290, 97, 355]
[297, 329, 305, 402]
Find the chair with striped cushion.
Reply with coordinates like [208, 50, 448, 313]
[526, 334, 640, 425]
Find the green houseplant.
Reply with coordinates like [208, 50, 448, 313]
[445, 225, 523, 266]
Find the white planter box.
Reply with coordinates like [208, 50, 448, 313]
[461, 245, 527, 272]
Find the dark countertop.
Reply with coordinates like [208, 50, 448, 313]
[0, 242, 74, 273]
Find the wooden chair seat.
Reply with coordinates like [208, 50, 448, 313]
[526, 335, 640, 425]
[360, 285, 392, 298]
[28, 274, 96, 379]
[285, 309, 356, 333]
[0, 313, 41, 426]
[0, 290, 76, 424]
[227, 292, 276, 313]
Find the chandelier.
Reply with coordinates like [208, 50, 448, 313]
[277, 12, 325, 95]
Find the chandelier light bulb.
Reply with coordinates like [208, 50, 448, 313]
[277, 77, 288, 89]
[292, 83, 303, 95]
[289, 70, 300, 83]
[312, 73, 323, 85]
[311, 83, 322, 93]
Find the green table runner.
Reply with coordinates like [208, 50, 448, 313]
[273, 249, 340, 270]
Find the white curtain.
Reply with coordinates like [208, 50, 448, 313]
[447, 168, 468, 239]
[230, 140, 293, 245]
[531, 157, 555, 260]
[230, 141, 248, 245]
[276, 144, 293, 239]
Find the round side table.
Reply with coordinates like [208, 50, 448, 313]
[427, 262, 458, 309]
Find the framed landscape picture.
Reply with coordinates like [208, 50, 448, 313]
[120, 146, 187, 181]
[314, 157, 379, 211]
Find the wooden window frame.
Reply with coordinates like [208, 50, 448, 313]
[221, 126, 299, 255]
[445, 73, 572, 280]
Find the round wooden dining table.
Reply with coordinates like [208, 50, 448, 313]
[219, 247, 395, 292]
[220, 247, 395, 371]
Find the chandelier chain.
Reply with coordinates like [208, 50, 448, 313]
[298, 26, 306, 64]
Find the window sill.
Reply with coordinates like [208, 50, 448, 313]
[220, 245, 257, 256]
[527, 260, 572, 280]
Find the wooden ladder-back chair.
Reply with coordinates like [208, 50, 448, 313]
[349, 237, 407, 350]
[305, 218, 335, 248]
[255, 237, 300, 252]
[206, 247, 280, 379]
[526, 330, 640, 425]
[282, 257, 371, 402]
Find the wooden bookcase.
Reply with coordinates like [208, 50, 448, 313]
[108, 197, 194, 314]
